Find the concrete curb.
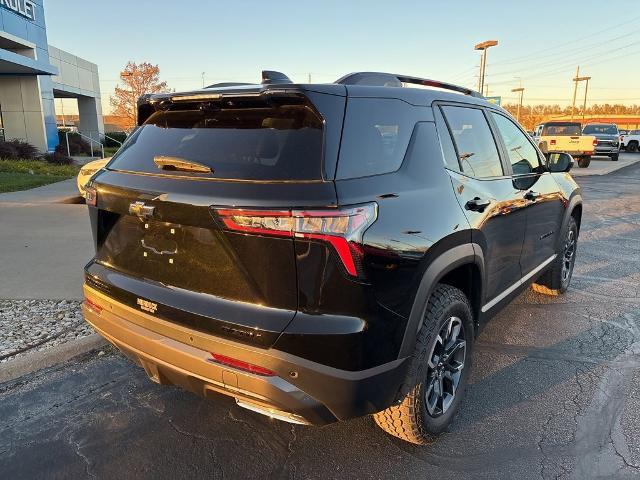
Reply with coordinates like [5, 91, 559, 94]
[0, 334, 106, 384]
[570, 156, 640, 176]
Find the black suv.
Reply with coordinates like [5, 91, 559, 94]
[82, 71, 582, 444]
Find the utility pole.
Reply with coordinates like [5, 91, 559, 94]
[308, 73, 312, 83]
[570, 66, 579, 120]
[511, 87, 525, 122]
[570, 67, 591, 121]
[202, 72, 205, 88]
[474, 40, 498, 95]
[581, 76, 591, 122]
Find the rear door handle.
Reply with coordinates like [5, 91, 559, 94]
[524, 191, 540, 201]
[465, 197, 491, 212]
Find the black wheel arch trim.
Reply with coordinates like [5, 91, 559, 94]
[398, 243, 484, 358]
[557, 193, 583, 251]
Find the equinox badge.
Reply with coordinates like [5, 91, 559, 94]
[137, 298, 157, 314]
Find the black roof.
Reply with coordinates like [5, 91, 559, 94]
[137, 70, 500, 124]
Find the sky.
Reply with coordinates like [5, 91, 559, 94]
[44, 0, 640, 115]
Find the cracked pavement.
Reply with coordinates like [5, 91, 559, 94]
[1, 159, 640, 479]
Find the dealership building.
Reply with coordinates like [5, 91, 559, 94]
[0, 0, 103, 152]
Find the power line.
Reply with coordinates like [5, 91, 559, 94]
[494, 15, 640, 66]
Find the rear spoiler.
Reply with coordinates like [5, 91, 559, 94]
[136, 88, 309, 126]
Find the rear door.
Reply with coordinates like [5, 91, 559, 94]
[87, 90, 344, 347]
[436, 104, 527, 306]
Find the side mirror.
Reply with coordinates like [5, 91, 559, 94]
[546, 152, 574, 173]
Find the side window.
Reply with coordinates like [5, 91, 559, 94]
[433, 106, 461, 171]
[491, 112, 542, 175]
[337, 98, 420, 179]
[441, 106, 503, 178]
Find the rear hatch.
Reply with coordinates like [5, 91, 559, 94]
[86, 86, 345, 347]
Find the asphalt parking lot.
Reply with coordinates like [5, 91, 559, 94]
[1, 157, 639, 479]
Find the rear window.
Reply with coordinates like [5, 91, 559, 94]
[336, 98, 420, 179]
[107, 103, 324, 181]
[583, 124, 618, 135]
[542, 124, 582, 136]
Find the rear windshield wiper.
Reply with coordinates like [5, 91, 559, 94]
[153, 156, 213, 173]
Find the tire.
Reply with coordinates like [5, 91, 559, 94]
[577, 156, 591, 168]
[627, 141, 638, 153]
[373, 284, 474, 445]
[611, 153, 619, 161]
[533, 216, 578, 295]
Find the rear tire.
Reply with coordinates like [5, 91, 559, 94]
[533, 216, 578, 295]
[611, 153, 619, 161]
[627, 141, 638, 153]
[373, 284, 474, 445]
[577, 156, 591, 168]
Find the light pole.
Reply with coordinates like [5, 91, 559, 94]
[474, 40, 498, 95]
[511, 87, 525, 123]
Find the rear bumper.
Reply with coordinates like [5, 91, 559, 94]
[82, 284, 409, 425]
[594, 146, 619, 155]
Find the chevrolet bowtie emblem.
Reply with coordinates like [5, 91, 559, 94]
[129, 201, 155, 220]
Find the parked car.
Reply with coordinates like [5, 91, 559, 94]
[582, 123, 620, 161]
[76, 157, 110, 197]
[82, 71, 582, 445]
[620, 129, 640, 152]
[532, 121, 596, 168]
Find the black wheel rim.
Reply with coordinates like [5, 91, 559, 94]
[425, 316, 466, 417]
[561, 228, 576, 284]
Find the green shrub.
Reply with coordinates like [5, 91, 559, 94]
[0, 141, 18, 160]
[103, 131, 127, 147]
[6, 139, 39, 160]
[57, 130, 92, 156]
[0, 139, 42, 160]
[42, 151, 75, 165]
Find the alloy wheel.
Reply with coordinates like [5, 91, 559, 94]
[561, 229, 576, 284]
[424, 316, 466, 417]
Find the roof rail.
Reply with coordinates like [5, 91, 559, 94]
[335, 72, 484, 98]
[205, 82, 253, 89]
[261, 70, 293, 85]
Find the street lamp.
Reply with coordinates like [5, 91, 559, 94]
[511, 87, 525, 123]
[474, 40, 498, 96]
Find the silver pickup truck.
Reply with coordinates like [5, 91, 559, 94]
[582, 124, 620, 161]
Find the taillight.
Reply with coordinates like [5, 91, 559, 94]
[593, 138, 598, 146]
[84, 297, 103, 314]
[85, 186, 97, 206]
[550, 139, 556, 145]
[213, 203, 378, 277]
[209, 352, 276, 376]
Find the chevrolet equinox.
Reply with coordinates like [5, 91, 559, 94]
[82, 71, 582, 444]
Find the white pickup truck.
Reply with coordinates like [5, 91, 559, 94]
[620, 130, 640, 152]
[533, 121, 597, 168]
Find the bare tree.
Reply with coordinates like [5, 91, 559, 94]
[110, 62, 169, 129]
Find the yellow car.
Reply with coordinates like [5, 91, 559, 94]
[77, 157, 110, 197]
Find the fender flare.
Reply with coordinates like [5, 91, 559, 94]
[556, 193, 583, 251]
[398, 243, 484, 358]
